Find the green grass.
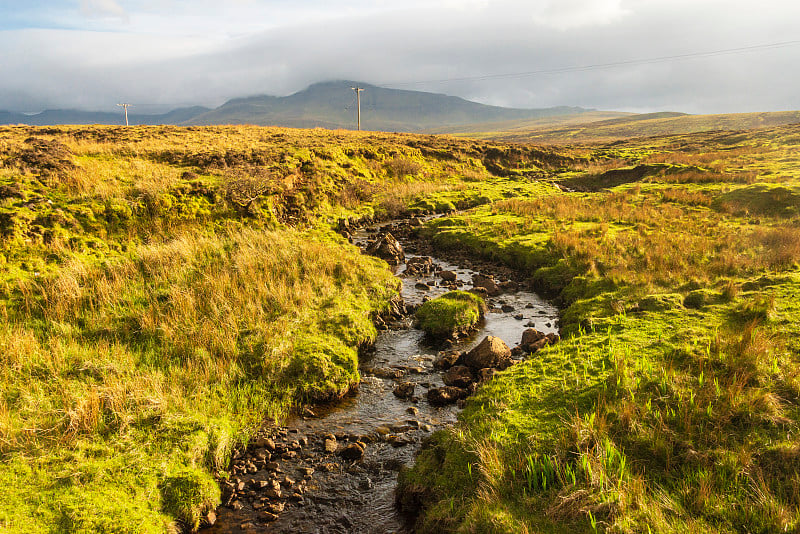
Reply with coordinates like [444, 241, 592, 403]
[415, 290, 487, 337]
[400, 122, 800, 533]
[0, 124, 582, 531]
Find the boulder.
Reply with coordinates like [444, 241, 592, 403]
[405, 256, 435, 276]
[442, 365, 475, 388]
[439, 270, 457, 282]
[366, 232, 404, 265]
[464, 336, 511, 370]
[521, 328, 546, 348]
[478, 368, 497, 382]
[471, 274, 500, 296]
[340, 442, 366, 461]
[393, 382, 415, 399]
[427, 386, 467, 406]
[433, 350, 461, 370]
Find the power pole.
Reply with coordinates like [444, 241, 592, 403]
[350, 87, 364, 130]
[117, 103, 131, 126]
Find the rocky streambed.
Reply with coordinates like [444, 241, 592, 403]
[201, 218, 559, 533]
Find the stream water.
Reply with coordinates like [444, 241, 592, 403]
[202, 220, 559, 533]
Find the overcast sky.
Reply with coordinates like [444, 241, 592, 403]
[1, 0, 798, 114]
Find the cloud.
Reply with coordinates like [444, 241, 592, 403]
[80, 0, 128, 22]
[1, 0, 799, 114]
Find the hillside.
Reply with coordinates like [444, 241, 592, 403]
[456, 110, 800, 144]
[0, 106, 211, 127]
[186, 81, 588, 131]
[0, 81, 590, 131]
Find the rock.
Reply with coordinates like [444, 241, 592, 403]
[323, 438, 337, 453]
[546, 332, 560, 344]
[366, 232, 404, 265]
[268, 502, 285, 514]
[439, 270, 457, 281]
[387, 434, 413, 447]
[478, 368, 497, 382]
[414, 282, 430, 291]
[499, 280, 519, 292]
[368, 367, 406, 379]
[265, 488, 282, 499]
[433, 350, 461, 370]
[340, 443, 366, 461]
[471, 274, 500, 296]
[393, 382, 415, 399]
[464, 336, 512, 370]
[261, 512, 279, 522]
[405, 256, 435, 276]
[205, 511, 217, 526]
[255, 437, 276, 451]
[513, 314, 524, 320]
[302, 407, 316, 418]
[501, 304, 515, 313]
[521, 328, 546, 348]
[427, 386, 467, 406]
[406, 406, 419, 415]
[442, 365, 475, 388]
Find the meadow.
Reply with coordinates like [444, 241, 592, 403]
[399, 123, 800, 533]
[2, 121, 799, 532]
[0, 124, 564, 531]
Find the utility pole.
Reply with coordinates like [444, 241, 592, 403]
[117, 103, 131, 126]
[350, 87, 364, 130]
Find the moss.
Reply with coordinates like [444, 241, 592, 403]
[160, 468, 220, 531]
[415, 290, 487, 337]
[281, 334, 360, 403]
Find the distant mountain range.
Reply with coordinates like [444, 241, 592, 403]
[0, 81, 589, 131]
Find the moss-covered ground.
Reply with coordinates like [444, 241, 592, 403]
[415, 290, 487, 338]
[0, 124, 571, 531]
[400, 123, 800, 533]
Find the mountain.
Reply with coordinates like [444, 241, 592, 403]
[0, 81, 589, 131]
[0, 106, 211, 126]
[185, 81, 589, 131]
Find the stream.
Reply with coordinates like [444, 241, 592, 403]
[202, 219, 559, 533]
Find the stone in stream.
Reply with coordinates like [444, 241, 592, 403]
[433, 350, 461, 370]
[323, 437, 337, 454]
[393, 382, 415, 399]
[439, 270, 457, 281]
[405, 256, 435, 276]
[464, 336, 512, 370]
[367, 367, 406, 379]
[471, 274, 501, 296]
[414, 282, 430, 291]
[442, 365, 475, 388]
[340, 442, 366, 461]
[427, 386, 468, 406]
[521, 328, 546, 348]
[365, 232, 405, 265]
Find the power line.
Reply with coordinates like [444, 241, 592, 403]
[117, 103, 132, 126]
[381, 40, 800, 88]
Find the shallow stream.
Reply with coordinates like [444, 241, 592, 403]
[202, 220, 559, 533]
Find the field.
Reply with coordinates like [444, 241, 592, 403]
[399, 122, 800, 532]
[2, 119, 800, 532]
[0, 124, 567, 531]
[450, 110, 800, 145]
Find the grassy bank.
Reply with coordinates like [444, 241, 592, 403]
[400, 124, 800, 532]
[0, 124, 576, 531]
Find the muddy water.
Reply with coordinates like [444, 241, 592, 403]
[203, 221, 558, 533]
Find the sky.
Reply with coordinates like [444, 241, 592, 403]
[0, 0, 798, 114]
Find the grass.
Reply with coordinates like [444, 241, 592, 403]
[0, 123, 581, 531]
[400, 122, 800, 533]
[415, 290, 487, 337]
